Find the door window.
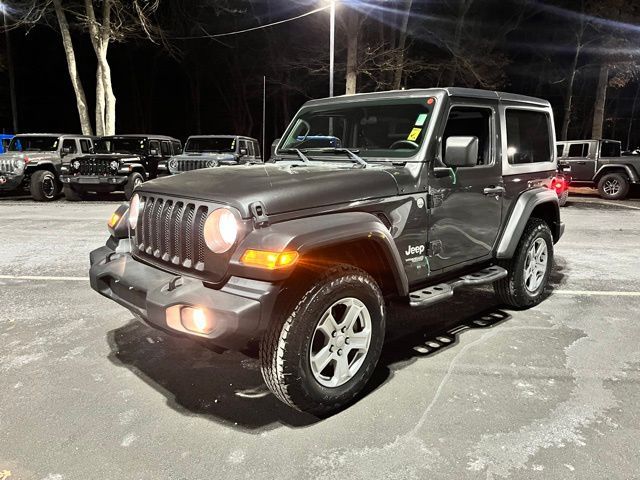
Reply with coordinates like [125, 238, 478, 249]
[506, 110, 552, 164]
[149, 140, 161, 155]
[161, 141, 171, 156]
[568, 143, 588, 157]
[62, 139, 77, 153]
[600, 141, 621, 158]
[80, 139, 92, 153]
[254, 142, 261, 159]
[247, 142, 255, 157]
[239, 140, 248, 155]
[556, 145, 565, 158]
[172, 141, 182, 154]
[442, 106, 493, 166]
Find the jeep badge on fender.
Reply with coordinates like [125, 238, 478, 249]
[90, 87, 564, 416]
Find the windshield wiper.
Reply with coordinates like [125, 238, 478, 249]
[318, 148, 367, 167]
[277, 148, 311, 163]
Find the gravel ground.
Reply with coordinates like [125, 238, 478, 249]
[1, 192, 639, 480]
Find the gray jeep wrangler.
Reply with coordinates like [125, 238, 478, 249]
[90, 88, 564, 415]
[162, 135, 262, 175]
[0, 133, 95, 201]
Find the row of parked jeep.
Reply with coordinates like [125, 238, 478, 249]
[0, 133, 261, 201]
[1, 130, 639, 203]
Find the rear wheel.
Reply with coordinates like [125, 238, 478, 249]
[260, 264, 385, 416]
[124, 172, 144, 200]
[597, 172, 629, 200]
[494, 218, 553, 309]
[30, 170, 59, 202]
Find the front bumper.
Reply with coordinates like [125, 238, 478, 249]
[89, 242, 281, 349]
[61, 175, 128, 186]
[0, 172, 24, 191]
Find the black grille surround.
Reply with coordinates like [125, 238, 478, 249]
[133, 193, 238, 284]
[77, 157, 115, 176]
[172, 158, 213, 172]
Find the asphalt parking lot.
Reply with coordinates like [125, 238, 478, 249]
[1, 191, 639, 480]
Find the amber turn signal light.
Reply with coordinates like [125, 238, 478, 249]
[108, 212, 120, 229]
[240, 249, 299, 270]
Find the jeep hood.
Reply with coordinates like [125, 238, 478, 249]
[176, 152, 236, 162]
[140, 163, 400, 217]
[2, 151, 58, 163]
[76, 153, 140, 162]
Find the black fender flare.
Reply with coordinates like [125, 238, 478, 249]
[228, 211, 409, 295]
[495, 188, 561, 259]
[593, 164, 640, 183]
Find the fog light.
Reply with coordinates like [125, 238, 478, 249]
[180, 307, 214, 334]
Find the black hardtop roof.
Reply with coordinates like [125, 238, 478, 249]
[303, 87, 550, 108]
[558, 139, 621, 143]
[100, 134, 180, 142]
[186, 135, 259, 141]
[14, 133, 95, 138]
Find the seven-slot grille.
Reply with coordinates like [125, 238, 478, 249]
[0, 157, 15, 173]
[135, 194, 209, 271]
[78, 158, 113, 175]
[174, 158, 209, 172]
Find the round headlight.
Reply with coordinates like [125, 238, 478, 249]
[14, 158, 25, 172]
[169, 159, 178, 172]
[128, 194, 141, 230]
[72, 160, 81, 170]
[206, 160, 217, 168]
[203, 208, 238, 253]
[110, 160, 120, 171]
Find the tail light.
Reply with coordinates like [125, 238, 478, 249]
[551, 176, 566, 195]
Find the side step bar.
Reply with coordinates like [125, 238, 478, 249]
[409, 265, 508, 307]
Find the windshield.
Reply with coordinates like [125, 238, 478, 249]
[280, 99, 434, 159]
[9, 136, 59, 152]
[185, 137, 236, 153]
[95, 138, 146, 154]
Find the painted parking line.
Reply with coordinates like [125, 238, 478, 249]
[552, 290, 640, 297]
[570, 198, 640, 211]
[0, 274, 89, 282]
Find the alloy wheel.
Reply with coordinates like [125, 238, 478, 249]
[309, 297, 372, 388]
[603, 179, 621, 196]
[524, 238, 548, 292]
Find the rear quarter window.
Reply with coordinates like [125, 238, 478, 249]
[506, 110, 552, 164]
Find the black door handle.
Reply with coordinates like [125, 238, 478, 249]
[577, 161, 586, 165]
[483, 186, 505, 196]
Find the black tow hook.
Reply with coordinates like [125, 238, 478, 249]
[167, 276, 183, 292]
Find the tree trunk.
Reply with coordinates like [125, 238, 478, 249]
[626, 81, 640, 150]
[345, 11, 359, 95]
[99, 43, 116, 135]
[392, 0, 413, 90]
[591, 64, 609, 139]
[52, 0, 93, 135]
[561, 45, 581, 140]
[95, 64, 105, 136]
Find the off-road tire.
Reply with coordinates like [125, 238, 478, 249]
[558, 190, 569, 207]
[597, 172, 630, 200]
[63, 184, 87, 201]
[260, 264, 385, 416]
[494, 218, 553, 309]
[124, 172, 144, 200]
[30, 170, 59, 202]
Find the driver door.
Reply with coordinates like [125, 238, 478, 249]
[427, 103, 503, 273]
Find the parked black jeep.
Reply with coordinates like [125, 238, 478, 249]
[60, 135, 181, 200]
[161, 135, 261, 175]
[90, 88, 564, 415]
[0, 133, 95, 201]
[557, 139, 640, 199]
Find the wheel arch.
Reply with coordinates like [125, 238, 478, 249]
[25, 162, 58, 176]
[593, 164, 639, 183]
[228, 212, 409, 296]
[496, 187, 562, 259]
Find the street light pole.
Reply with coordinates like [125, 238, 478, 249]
[329, 0, 335, 98]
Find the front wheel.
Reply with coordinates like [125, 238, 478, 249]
[597, 172, 630, 200]
[30, 170, 60, 202]
[124, 172, 145, 200]
[494, 218, 553, 309]
[260, 265, 385, 416]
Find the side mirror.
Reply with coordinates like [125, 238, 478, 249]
[444, 136, 478, 168]
[150, 149, 158, 156]
[239, 148, 248, 156]
[61, 146, 72, 156]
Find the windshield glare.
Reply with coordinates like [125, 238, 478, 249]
[9, 136, 59, 152]
[280, 100, 434, 159]
[95, 138, 146, 154]
[185, 137, 236, 153]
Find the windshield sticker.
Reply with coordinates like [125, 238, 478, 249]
[415, 114, 428, 127]
[407, 128, 422, 142]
